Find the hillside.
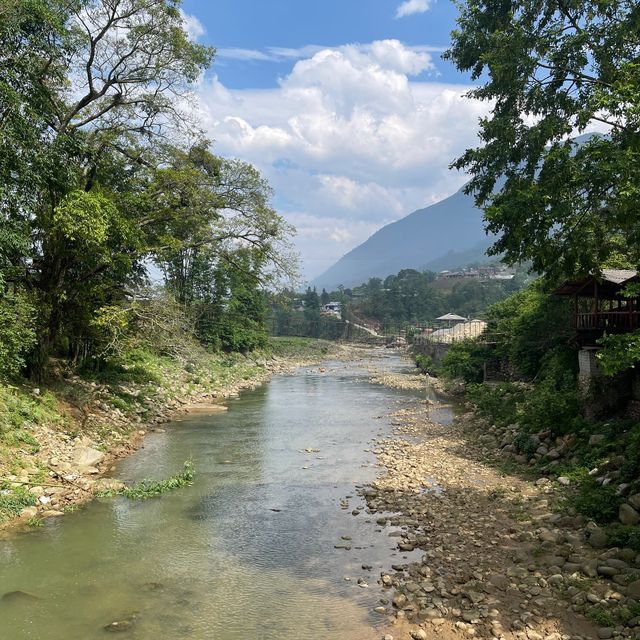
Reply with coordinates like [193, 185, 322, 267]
[312, 187, 493, 289]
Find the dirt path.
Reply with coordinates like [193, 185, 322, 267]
[364, 366, 631, 640]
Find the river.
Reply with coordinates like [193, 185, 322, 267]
[0, 350, 450, 639]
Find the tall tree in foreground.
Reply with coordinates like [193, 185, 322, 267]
[0, 0, 213, 376]
[446, 0, 640, 279]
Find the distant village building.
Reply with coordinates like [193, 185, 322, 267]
[435, 313, 467, 326]
[437, 267, 515, 282]
[322, 301, 342, 317]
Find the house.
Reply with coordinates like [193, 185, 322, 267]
[435, 313, 467, 326]
[554, 269, 639, 345]
[554, 269, 639, 387]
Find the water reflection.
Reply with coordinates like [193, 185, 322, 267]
[0, 354, 450, 640]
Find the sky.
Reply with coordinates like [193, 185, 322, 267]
[181, 0, 490, 282]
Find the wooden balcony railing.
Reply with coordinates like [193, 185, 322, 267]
[576, 311, 640, 331]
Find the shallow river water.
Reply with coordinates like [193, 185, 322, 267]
[1, 351, 448, 640]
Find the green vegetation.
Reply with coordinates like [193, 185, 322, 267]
[446, 1, 639, 281]
[0, 486, 38, 524]
[587, 606, 616, 628]
[0, 0, 296, 389]
[434, 280, 640, 528]
[349, 267, 528, 328]
[97, 461, 195, 501]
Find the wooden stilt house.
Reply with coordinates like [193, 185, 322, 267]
[554, 269, 639, 345]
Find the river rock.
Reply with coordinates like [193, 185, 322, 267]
[72, 446, 105, 468]
[19, 506, 38, 519]
[628, 493, 640, 510]
[104, 619, 134, 633]
[627, 579, 640, 599]
[619, 503, 640, 525]
[587, 527, 608, 549]
[2, 590, 39, 602]
[94, 478, 125, 492]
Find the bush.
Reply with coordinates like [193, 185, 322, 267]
[606, 524, 640, 552]
[467, 382, 524, 427]
[440, 339, 489, 383]
[573, 477, 623, 524]
[414, 353, 434, 374]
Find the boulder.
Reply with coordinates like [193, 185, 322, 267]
[628, 493, 640, 511]
[619, 503, 640, 526]
[72, 446, 105, 468]
[627, 580, 640, 599]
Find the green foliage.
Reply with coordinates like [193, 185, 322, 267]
[52, 190, 116, 245]
[0, 386, 64, 439]
[597, 330, 640, 376]
[513, 433, 537, 457]
[606, 525, 640, 553]
[573, 477, 623, 525]
[587, 606, 615, 628]
[414, 353, 434, 374]
[467, 382, 524, 428]
[440, 339, 489, 383]
[0, 291, 36, 378]
[485, 283, 574, 379]
[97, 461, 194, 501]
[0, 486, 38, 523]
[446, 0, 640, 279]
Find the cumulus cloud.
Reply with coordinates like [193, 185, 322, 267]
[396, 0, 432, 18]
[195, 39, 488, 278]
[180, 10, 205, 41]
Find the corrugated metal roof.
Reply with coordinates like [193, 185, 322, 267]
[436, 313, 467, 321]
[601, 269, 638, 284]
[554, 270, 638, 297]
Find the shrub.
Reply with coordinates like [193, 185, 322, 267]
[414, 353, 434, 374]
[467, 382, 524, 427]
[573, 477, 623, 524]
[440, 339, 489, 383]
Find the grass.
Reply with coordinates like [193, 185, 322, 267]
[0, 486, 38, 524]
[96, 461, 194, 501]
[587, 605, 615, 627]
[268, 336, 332, 359]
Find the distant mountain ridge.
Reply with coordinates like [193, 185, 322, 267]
[312, 186, 493, 290]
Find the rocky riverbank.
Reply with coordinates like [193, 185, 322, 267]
[363, 366, 640, 640]
[0, 339, 357, 534]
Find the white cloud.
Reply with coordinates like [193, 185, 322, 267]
[180, 10, 205, 41]
[396, 0, 432, 18]
[195, 39, 488, 278]
[215, 43, 445, 64]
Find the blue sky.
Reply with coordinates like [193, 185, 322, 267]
[182, 0, 488, 281]
[183, 0, 467, 89]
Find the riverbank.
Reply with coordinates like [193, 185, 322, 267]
[365, 365, 640, 640]
[0, 338, 355, 533]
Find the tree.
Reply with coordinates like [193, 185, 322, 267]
[446, 1, 640, 280]
[0, 0, 213, 376]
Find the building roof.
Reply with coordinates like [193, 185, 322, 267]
[431, 320, 487, 344]
[436, 313, 467, 322]
[554, 270, 638, 297]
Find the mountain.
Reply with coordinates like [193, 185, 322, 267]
[312, 186, 493, 290]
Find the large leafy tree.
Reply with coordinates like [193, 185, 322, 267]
[0, 0, 213, 375]
[446, 0, 640, 279]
